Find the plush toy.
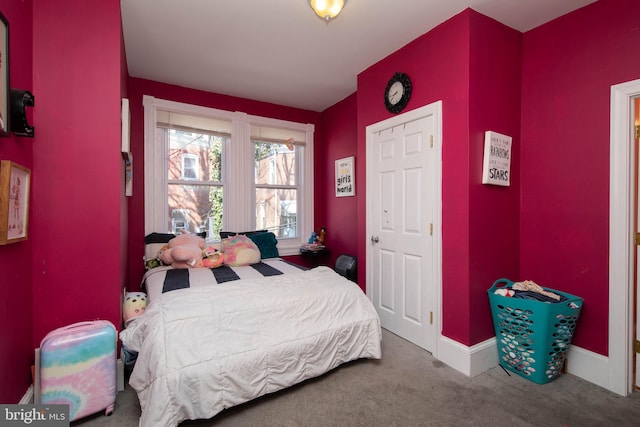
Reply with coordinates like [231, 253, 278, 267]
[202, 245, 224, 268]
[123, 292, 148, 327]
[222, 234, 261, 266]
[158, 233, 205, 269]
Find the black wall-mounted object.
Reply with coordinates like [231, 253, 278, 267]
[10, 89, 34, 137]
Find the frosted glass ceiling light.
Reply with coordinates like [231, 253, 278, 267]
[308, 0, 347, 23]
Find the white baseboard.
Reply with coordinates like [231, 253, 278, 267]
[117, 358, 125, 392]
[565, 344, 610, 389]
[438, 335, 615, 393]
[438, 335, 498, 377]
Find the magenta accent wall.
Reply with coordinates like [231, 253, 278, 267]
[467, 13, 522, 344]
[0, 0, 34, 404]
[125, 78, 322, 288]
[317, 94, 358, 271]
[31, 0, 123, 351]
[356, 10, 521, 346]
[120, 10, 130, 315]
[520, 0, 640, 355]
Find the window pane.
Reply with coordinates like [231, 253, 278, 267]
[182, 155, 198, 180]
[169, 130, 223, 182]
[256, 188, 297, 238]
[168, 184, 223, 240]
[254, 141, 296, 186]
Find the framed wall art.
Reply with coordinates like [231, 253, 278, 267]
[0, 12, 8, 136]
[0, 160, 31, 244]
[335, 156, 355, 197]
[121, 97, 130, 152]
[481, 131, 512, 186]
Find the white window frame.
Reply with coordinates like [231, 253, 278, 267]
[171, 208, 191, 234]
[180, 153, 199, 181]
[143, 95, 314, 256]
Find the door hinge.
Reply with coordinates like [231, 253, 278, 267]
[430, 311, 433, 325]
[634, 339, 640, 354]
[430, 223, 433, 236]
[430, 135, 433, 148]
[634, 233, 640, 246]
[635, 125, 640, 139]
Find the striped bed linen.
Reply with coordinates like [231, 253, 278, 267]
[142, 258, 307, 303]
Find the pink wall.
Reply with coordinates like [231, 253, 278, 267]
[357, 11, 471, 343]
[356, 10, 521, 346]
[2, 0, 127, 402]
[317, 94, 358, 271]
[31, 0, 123, 347]
[125, 78, 322, 288]
[467, 13, 522, 344]
[2, 1, 636, 404]
[520, 0, 640, 355]
[120, 12, 130, 322]
[0, 0, 34, 404]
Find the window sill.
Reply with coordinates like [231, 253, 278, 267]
[278, 239, 306, 257]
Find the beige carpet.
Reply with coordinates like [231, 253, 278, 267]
[74, 329, 640, 426]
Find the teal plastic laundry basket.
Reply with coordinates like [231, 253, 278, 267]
[488, 278, 583, 384]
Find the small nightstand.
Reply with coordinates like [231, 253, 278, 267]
[300, 246, 329, 267]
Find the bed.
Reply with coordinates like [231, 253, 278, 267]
[120, 233, 382, 427]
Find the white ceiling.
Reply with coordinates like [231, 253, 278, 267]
[121, 0, 596, 112]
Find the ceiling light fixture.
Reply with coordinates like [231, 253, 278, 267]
[308, 0, 347, 23]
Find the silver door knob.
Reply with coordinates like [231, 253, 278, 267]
[371, 236, 379, 243]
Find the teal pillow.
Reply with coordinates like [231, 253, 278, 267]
[248, 232, 279, 259]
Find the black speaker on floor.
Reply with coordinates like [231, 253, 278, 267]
[335, 254, 357, 283]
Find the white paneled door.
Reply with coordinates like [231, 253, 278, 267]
[366, 102, 442, 354]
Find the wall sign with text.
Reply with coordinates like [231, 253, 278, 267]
[335, 156, 355, 197]
[482, 131, 512, 186]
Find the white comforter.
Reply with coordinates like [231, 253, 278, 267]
[120, 266, 382, 427]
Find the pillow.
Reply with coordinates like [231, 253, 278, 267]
[222, 234, 261, 266]
[219, 230, 267, 239]
[248, 232, 279, 259]
[144, 232, 178, 244]
[144, 233, 174, 267]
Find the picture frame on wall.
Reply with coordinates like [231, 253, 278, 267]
[481, 130, 512, 186]
[335, 156, 355, 197]
[0, 160, 31, 245]
[0, 12, 8, 136]
[121, 97, 130, 152]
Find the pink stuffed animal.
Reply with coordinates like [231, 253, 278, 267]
[158, 233, 205, 269]
[202, 246, 224, 268]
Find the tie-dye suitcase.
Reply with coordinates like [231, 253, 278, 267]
[36, 320, 117, 421]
